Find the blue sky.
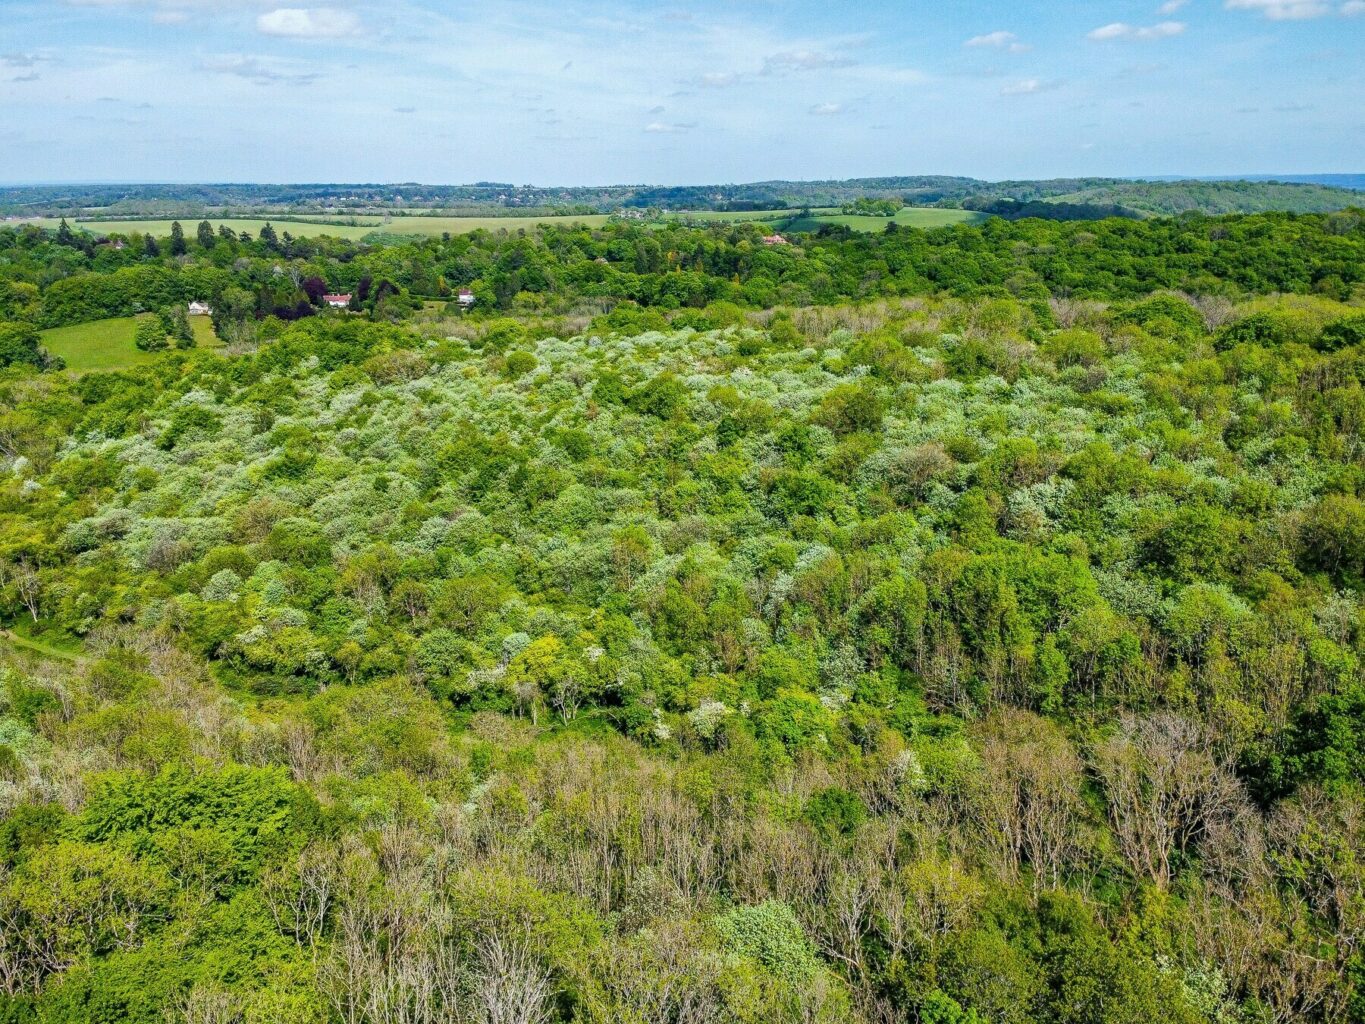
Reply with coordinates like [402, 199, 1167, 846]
[1, 0, 1361, 184]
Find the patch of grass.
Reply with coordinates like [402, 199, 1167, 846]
[0, 626, 80, 663]
[191, 316, 222, 348]
[41, 314, 221, 373]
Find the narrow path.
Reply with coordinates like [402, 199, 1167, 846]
[0, 628, 80, 663]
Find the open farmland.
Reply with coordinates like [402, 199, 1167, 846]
[791, 207, 987, 231]
[675, 207, 987, 231]
[22, 214, 613, 241]
[17, 207, 982, 242]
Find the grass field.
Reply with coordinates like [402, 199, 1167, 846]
[672, 209, 796, 224]
[786, 208, 986, 231]
[20, 207, 979, 240]
[671, 206, 986, 232]
[24, 214, 612, 241]
[41, 314, 220, 373]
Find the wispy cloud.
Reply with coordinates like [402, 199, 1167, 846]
[693, 71, 741, 88]
[1088, 20, 1187, 39]
[643, 120, 695, 133]
[808, 101, 843, 115]
[999, 76, 1065, 96]
[1224, 0, 1331, 17]
[763, 50, 855, 72]
[201, 54, 321, 85]
[1157, 0, 1189, 12]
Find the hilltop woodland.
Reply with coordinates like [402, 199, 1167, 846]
[0, 209, 1361, 1024]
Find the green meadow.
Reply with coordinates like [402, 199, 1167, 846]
[25, 214, 613, 241]
[40, 314, 220, 372]
[789, 207, 987, 231]
[674, 206, 987, 231]
[21, 207, 980, 243]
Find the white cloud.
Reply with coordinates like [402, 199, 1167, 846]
[256, 8, 360, 39]
[808, 101, 843, 115]
[964, 30, 1028, 51]
[643, 121, 695, 133]
[1088, 22, 1132, 39]
[695, 71, 740, 88]
[1342, 0, 1365, 13]
[965, 30, 1013, 46]
[1088, 20, 1187, 39]
[1158, 0, 1189, 11]
[1000, 78, 1041, 95]
[1225, 0, 1331, 17]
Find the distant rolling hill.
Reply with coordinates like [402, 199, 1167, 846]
[1047, 178, 1365, 216]
[1158, 173, 1365, 191]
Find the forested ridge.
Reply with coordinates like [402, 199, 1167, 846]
[0, 209, 1361, 1024]
[3, 176, 1361, 219]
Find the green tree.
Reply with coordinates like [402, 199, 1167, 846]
[133, 317, 168, 351]
[0, 321, 51, 369]
[165, 305, 195, 349]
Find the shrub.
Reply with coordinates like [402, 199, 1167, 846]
[715, 901, 820, 983]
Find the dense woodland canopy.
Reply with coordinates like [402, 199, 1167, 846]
[0, 209, 1360, 1024]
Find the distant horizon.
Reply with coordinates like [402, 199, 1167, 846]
[2, 172, 1363, 190]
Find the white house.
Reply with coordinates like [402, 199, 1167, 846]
[187, 301, 212, 316]
[457, 289, 476, 307]
[324, 293, 352, 308]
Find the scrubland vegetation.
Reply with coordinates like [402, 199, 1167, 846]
[0, 207, 1360, 1024]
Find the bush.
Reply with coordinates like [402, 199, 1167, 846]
[505, 350, 539, 377]
[715, 901, 820, 983]
[815, 382, 884, 434]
